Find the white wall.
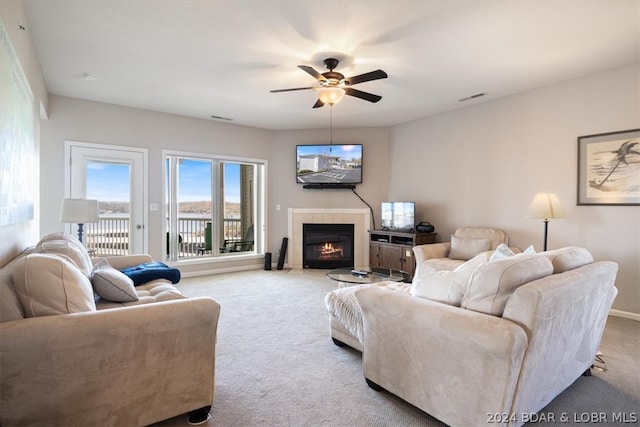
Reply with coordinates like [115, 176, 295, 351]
[389, 64, 640, 315]
[0, 0, 47, 267]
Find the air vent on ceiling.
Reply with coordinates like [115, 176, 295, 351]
[458, 93, 486, 102]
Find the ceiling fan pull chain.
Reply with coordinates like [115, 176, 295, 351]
[330, 105, 333, 145]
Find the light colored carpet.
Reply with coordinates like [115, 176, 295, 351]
[154, 268, 639, 427]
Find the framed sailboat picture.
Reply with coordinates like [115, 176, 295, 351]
[577, 129, 640, 206]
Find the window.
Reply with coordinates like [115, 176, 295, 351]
[164, 151, 265, 261]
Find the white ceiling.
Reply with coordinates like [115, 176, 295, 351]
[23, 0, 640, 131]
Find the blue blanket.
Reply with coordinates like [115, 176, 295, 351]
[120, 262, 181, 286]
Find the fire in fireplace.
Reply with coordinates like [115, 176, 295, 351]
[302, 223, 354, 269]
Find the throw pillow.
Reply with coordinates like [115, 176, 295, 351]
[91, 259, 138, 302]
[410, 251, 493, 306]
[543, 246, 593, 273]
[461, 254, 553, 316]
[410, 268, 463, 306]
[120, 261, 181, 286]
[410, 263, 463, 306]
[12, 253, 97, 317]
[489, 243, 535, 262]
[489, 243, 515, 261]
[448, 235, 490, 260]
[35, 239, 93, 278]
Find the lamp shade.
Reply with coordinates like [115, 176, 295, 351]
[317, 87, 345, 105]
[527, 193, 566, 220]
[59, 198, 99, 223]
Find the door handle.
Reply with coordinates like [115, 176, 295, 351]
[136, 224, 144, 229]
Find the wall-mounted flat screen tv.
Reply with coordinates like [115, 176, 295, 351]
[381, 202, 415, 231]
[296, 144, 363, 185]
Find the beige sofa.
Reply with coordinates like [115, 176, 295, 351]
[0, 233, 220, 427]
[325, 246, 618, 427]
[326, 246, 618, 427]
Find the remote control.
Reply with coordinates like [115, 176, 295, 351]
[351, 269, 369, 276]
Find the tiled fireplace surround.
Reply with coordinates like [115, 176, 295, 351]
[288, 208, 371, 269]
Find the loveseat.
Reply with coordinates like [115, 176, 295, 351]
[325, 246, 618, 427]
[0, 233, 221, 426]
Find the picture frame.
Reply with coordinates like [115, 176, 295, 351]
[577, 129, 640, 206]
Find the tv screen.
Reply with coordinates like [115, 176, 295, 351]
[296, 144, 362, 185]
[381, 202, 415, 231]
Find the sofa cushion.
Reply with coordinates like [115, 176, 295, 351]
[543, 246, 593, 273]
[449, 235, 490, 260]
[11, 253, 96, 317]
[0, 250, 33, 322]
[462, 254, 553, 316]
[95, 280, 186, 309]
[35, 238, 93, 278]
[38, 232, 92, 262]
[38, 231, 77, 245]
[91, 259, 138, 303]
[411, 251, 493, 306]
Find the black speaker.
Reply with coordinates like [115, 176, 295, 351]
[277, 237, 288, 270]
[415, 222, 435, 233]
[264, 252, 272, 270]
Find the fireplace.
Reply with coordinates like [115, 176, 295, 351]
[303, 223, 354, 269]
[288, 208, 370, 269]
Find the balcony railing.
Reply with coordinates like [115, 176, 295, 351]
[85, 216, 244, 257]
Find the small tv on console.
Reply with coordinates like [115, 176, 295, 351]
[381, 202, 415, 231]
[296, 144, 362, 187]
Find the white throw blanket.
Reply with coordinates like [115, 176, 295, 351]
[324, 281, 410, 344]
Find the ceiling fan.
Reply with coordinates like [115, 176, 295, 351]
[270, 58, 388, 108]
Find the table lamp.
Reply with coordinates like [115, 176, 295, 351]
[527, 193, 566, 251]
[59, 198, 99, 243]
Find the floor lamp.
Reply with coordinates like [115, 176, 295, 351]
[527, 193, 566, 251]
[59, 198, 99, 244]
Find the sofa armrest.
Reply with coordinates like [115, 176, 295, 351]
[92, 253, 153, 269]
[502, 261, 618, 423]
[1, 297, 220, 426]
[355, 287, 527, 427]
[412, 242, 450, 264]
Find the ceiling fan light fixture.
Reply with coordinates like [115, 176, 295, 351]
[317, 87, 345, 105]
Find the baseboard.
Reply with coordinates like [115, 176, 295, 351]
[181, 262, 291, 278]
[181, 263, 264, 278]
[609, 309, 640, 322]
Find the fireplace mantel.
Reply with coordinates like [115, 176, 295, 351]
[288, 208, 371, 269]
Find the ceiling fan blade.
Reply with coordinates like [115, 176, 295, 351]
[345, 69, 388, 86]
[312, 99, 325, 109]
[298, 65, 326, 82]
[344, 87, 382, 103]
[270, 87, 314, 93]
